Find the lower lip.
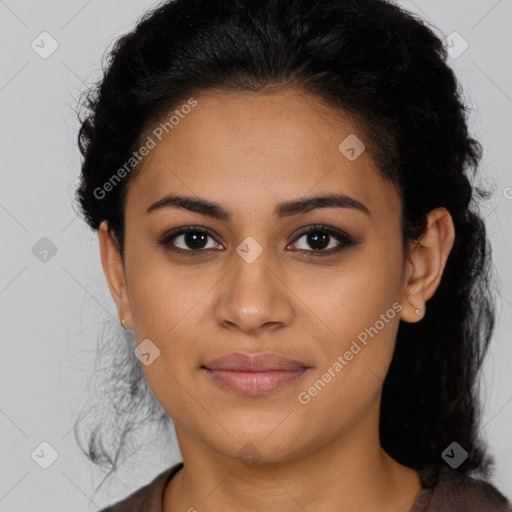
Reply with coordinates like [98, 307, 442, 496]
[202, 368, 308, 395]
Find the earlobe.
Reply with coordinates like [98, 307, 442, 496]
[98, 220, 133, 329]
[400, 207, 455, 323]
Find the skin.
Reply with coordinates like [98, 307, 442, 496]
[98, 87, 455, 512]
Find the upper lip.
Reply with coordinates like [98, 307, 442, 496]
[202, 352, 309, 372]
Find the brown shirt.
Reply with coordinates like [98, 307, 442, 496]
[98, 462, 512, 512]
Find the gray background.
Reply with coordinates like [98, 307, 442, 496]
[0, 0, 511, 510]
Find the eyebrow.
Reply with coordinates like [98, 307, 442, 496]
[145, 193, 371, 220]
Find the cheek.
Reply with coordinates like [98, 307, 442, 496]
[291, 240, 404, 343]
[292, 290, 400, 448]
[124, 256, 206, 398]
[289, 238, 404, 395]
[126, 249, 212, 339]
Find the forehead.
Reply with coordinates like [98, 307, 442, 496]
[125, 88, 400, 221]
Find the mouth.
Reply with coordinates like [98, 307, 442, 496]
[201, 352, 311, 396]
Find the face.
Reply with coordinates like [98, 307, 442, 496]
[102, 87, 414, 463]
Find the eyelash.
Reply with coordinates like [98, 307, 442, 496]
[158, 224, 357, 258]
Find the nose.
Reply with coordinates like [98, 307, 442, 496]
[214, 248, 294, 334]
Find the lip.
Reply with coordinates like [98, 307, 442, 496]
[203, 352, 309, 371]
[201, 352, 311, 396]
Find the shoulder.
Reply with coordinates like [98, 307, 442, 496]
[98, 462, 184, 512]
[412, 467, 512, 512]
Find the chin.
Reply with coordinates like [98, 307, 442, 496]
[204, 425, 312, 466]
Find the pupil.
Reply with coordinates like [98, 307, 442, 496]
[308, 232, 329, 250]
[186, 232, 207, 249]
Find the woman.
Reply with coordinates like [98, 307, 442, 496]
[73, 0, 512, 510]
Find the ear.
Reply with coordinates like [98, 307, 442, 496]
[98, 220, 133, 329]
[400, 207, 455, 323]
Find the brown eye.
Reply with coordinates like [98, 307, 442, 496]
[159, 226, 223, 253]
[288, 225, 357, 256]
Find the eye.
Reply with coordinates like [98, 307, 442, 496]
[158, 226, 223, 253]
[287, 224, 356, 256]
[158, 224, 357, 256]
